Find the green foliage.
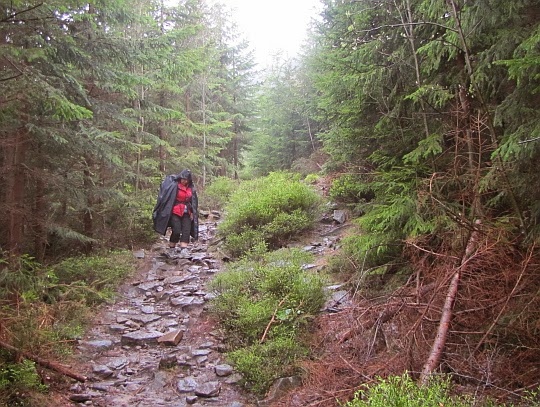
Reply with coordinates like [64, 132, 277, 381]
[50, 250, 134, 302]
[201, 176, 240, 210]
[0, 254, 44, 298]
[304, 174, 320, 184]
[329, 174, 374, 206]
[342, 374, 484, 407]
[0, 359, 47, 399]
[0, 250, 134, 355]
[218, 172, 321, 257]
[209, 248, 326, 394]
[227, 336, 307, 395]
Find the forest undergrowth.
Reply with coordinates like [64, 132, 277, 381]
[270, 184, 540, 407]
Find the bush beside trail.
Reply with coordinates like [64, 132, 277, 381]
[218, 172, 321, 258]
[209, 248, 327, 395]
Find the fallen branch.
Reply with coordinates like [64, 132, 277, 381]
[0, 339, 87, 382]
[419, 220, 481, 385]
[260, 297, 287, 344]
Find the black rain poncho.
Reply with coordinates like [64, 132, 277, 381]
[152, 169, 199, 240]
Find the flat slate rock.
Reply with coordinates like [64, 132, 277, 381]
[121, 331, 163, 345]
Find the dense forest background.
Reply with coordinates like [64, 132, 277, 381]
[1, 0, 540, 405]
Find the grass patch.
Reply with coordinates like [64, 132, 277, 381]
[0, 250, 135, 406]
[209, 247, 327, 395]
[200, 176, 240, 210]
[342, 373, 513, 407]
[218, 172, 321, 258]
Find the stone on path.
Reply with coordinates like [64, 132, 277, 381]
[133, 249, 145, 259]
[121, 330, 163, 345]
[215, 364, 234, 377]
[80, 340, 113, 350]
[194, 381, 221, 398]
[177, 377, 198, 393]
[157, 329, 184, 346]
[92, 364, 114, 378]
[333, 209, 349, 224]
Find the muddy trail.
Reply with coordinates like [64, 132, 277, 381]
[64, 211, 350, 407]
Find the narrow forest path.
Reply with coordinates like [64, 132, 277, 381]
[63, 196, 351, 407]
[66, 216, 256, 407]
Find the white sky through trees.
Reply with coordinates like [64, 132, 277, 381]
[208, 0, 323, 67]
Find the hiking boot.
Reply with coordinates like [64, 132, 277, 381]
[179, 248, 190, 257]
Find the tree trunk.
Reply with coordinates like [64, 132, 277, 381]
[420, 220, 481, 384]
[6, 127, 28, 256]
[33, 174, 47, 261]
[82, 163, 94, 253]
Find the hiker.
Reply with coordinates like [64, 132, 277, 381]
[152, 169, 199, 256]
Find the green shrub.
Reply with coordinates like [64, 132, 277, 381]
[0, 359, 47, 402]
[202, 176, 240, 210]
[228, 335, 307, 395]
[0, 250, 136, 404]
[209, 248, 326, 394]
[304, 173, 320, 184]
[223, 228, 266, 259]
[329, 173, 374, 205]
[342, 374, 503, 407]
[219, 172, 321, 257]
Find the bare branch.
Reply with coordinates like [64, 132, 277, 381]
[1, 3, 44, 23]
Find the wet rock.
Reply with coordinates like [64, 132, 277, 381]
[150, 371, 169, 391]
[130, 314, 162, 325]
[116, 315, 129, 324]
[215, 364, 234, 377]
[92, 364, 114, 378]
[192, 349, 211, 357]
[124, 319, 141, 329]
[107, 357, 129, 370]
[69, 393, 93, 402]
[333, 209, 349, 224]
[301, 263, 317, 270]
[199, 341, 214, 349]
[164, 275, 193, 285]
[89, 382, 113, 391]
[177, 377, 198, 393]
[133, 250, 145, 259]
[121, 330, 163, 345]
[138, 281, 161, 291]
[109, 324, 126, 332]
[194, 381, 221, 397]
[157, 329, 184, 346]
[141, 305, 155, 314]
[188, 265, 202, 273]
[182, 284, 199, 293]
[186, 395, 198, 404]
[81, 340, 113, 350]
[170, 296, 195, 307]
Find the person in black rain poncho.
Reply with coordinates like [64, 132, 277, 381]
[152, 169, 198, 256]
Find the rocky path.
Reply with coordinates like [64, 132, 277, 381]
[66, 208, 351, 407]
[68, 216, 255, 407]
